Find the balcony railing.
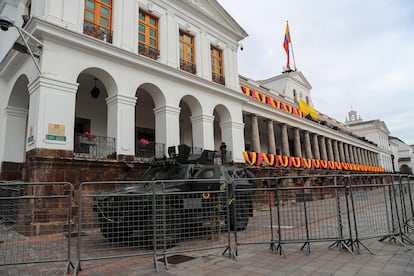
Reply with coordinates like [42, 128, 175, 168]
[212, 73, 225, 85]
[180, 59, 196, 74]
[83, 22, 113, 44]
[74, 133, 116, 159]
[135, 141, 165, 161]
[138, 43, 159, 60]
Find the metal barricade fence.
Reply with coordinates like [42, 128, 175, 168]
[2, 174, 413, 275]
[396, 175, 414, 234]
[74, 179, 231, 275]
[345, 174, 396, 253]
[152, 180, 232, 269]
[402, 175, 414, 231]
[375, 174, 414, 247]
[75, 181, 156, 276]
[0, 182, 73, 275]
[233, 175, 352, 256]
[235, 175, 349, 254]
[231, 178, 274, 252]
[232, 174, 414, 257]
[275, 176, 351, 252]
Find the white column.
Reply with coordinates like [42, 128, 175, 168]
[225, 46, 239, 90]
[106, 94, 137, 157]
[266, 119, 276, 155]
[220, 121, 245, 163]
[154, 105, 181, 155]
[293, 128, 302, 157]
[26, 76, 78, 152]
[2, 107, 28, 162]
[191, 114, 215, 151]
[199, 31, 211, 80]
[115, 0, 135, 51]
[250, 115, 260, 152]
[165, 12, 178, 67]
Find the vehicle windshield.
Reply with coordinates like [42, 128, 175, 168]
[141, 165, 187, 181]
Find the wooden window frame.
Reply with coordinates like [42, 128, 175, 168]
[211, 46, 225, 85]
[179, 30, 196, 74]
[84, 0, 113, 42]
[138, 9, 159, 59]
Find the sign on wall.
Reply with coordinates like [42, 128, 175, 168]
[46, 123, 66, 142]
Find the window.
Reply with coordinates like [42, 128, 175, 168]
[211, 46, 224, 85]
[138, 9, 159, 59]
[179, 30, 196, 74]
[83, 0, 113, 43]
[293, 89, 297, 103]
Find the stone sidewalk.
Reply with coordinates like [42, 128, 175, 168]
[75, 236, 414, 276]
[1, 234, 414, 275]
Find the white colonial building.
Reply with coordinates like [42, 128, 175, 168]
[389, 136, 414, 174]
[345, 110, 394, 172]
[0, 0, 388, 181]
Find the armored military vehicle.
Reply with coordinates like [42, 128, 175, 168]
[92, 145, 255, 247]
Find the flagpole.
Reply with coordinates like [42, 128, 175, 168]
[288, 21, 297, 71]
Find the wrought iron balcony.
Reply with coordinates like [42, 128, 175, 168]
[138, 43, 159, 60]
[180, 59, 196, 74]
[135, 140, 165, 161]
[74, 133, 116, 159]
[212, 73, 225, 85]
[83, 22, 113, 44]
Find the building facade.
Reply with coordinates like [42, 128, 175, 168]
[345, 110, 395, 172]
[0, 0, 387, 182]
[389, 136, 414, 174]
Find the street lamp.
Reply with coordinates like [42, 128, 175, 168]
[0, 16, 43, 73]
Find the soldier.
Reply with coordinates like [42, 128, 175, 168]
[220, 142, 227, 163]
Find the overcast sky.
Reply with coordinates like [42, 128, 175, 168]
[218, 0, 414, 145]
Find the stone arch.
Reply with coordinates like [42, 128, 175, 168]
[3, 74, 30, 164]
[137, 83, 166, 108]
[213, 104, 231, 147]
[213, 104, 233, 161]
[135, 83, 167, 159]
[77, 67, 118, 97]
[179, 95, 203, 151]
[73, 68, 117, 158]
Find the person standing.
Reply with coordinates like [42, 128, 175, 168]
[220, 142, 227, 164]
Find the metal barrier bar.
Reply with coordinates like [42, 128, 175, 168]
[232, 178, 275, 255]
[233, 175, 352, 257]
[0, 182, 73, 275]
[398, 175, 414, 233]
[153, 180, 232, 269]
[275, 176, 350, 250]
[346, 175, 390, 254]
[74, 179, 232, 275]
[74, 181, 156, 275]
[328, 175, 353, 254]
[403, 176, 414, 231]
[2, 173, 414, 275]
